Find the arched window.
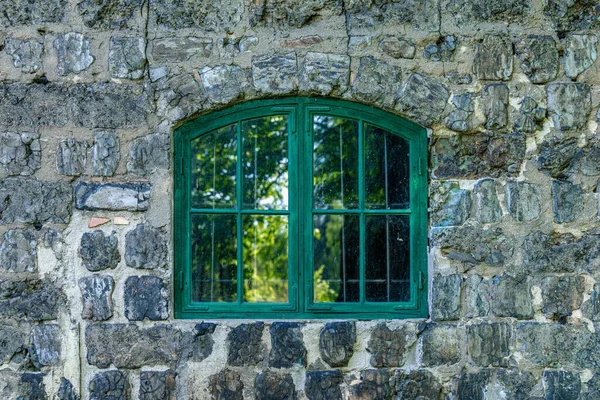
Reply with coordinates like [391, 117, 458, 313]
[174, 98, 427, 318]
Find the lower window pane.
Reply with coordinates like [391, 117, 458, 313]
[243, 215, 289, 303]
[313, 214, 360, 303]
[365, 215, 410, 302]
[191, 214, 237, 302]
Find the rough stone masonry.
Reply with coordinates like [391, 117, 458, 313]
[0, 0, 599, 399]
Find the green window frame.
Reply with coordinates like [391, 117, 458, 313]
[174, 97, 428, 319]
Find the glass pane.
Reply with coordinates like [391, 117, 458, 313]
[191, 214, 237, 302]
[191, 124, 237, 209]
[313, 116, 359, 209]
[243, 215, 288, 302]
[242, 116, 288, 210]
[313, 215, 360, 303]
[365, 215, 410, 302]
[365, 124, 410, 209]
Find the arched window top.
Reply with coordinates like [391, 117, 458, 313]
[174, 97, 428, 319]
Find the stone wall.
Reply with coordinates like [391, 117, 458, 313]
[0, 0, 599, 399]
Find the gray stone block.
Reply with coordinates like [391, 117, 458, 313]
[269, 322, 306, 368]
[319, 321, 355, 368]
[89, 370, 127, 400]
[540, 275, 585, 319]
[227, 322, 264, 366]
[191, 322, 216, 362]
[0, 229, 37, 272]
[483, 83, 509, 130]
[537, 137, 580, 179]
[431, 274, 462, 321]
[505, 182, 543, 222]
[30, 324, 61, 367]
[491, 276, 533, 319]
[77, 0, 144, 29]
[4, 38, 43, 74]
[395, 73, 449, 126]
[75, 182, 151, 211]
[391, 370, 442, 400]
[85, 324, 181, 369]
[430, 181, 471, 227]
[552, 180, 583, 223]
[78, 275, 114, 321]
[124, 224, 167, 269]
[126, 133, 170, 176]
[547, 83, 592, 131]
[151, 0, 244, 31]
[79, 230, 120, 272]
[423, 35, 456, 61]
[252, 53, 298, 95]
[0, 0, 66, 26]
[209, 369, 243, 400]
[465, 275, 491, 318]
[352, 56, 402, 108]
[0, 279, 63, 322]
[563, 34, 598, 78]
[543, 370, 581, 400]
[152, 37, 213, 62]
[109, 37, 146, 80]
[0, 132, 41, 176]
[582, 283, 600, 321]
[124, 276, 169, 321]
[515, 35, 559, 83]
[305, 371, 342, 400]
[367, 323, 410, 367]
[53, 32, 95, 76]
[57, 377, 79, 400]
[0, 322, 29, 364]
[472, 179, 502, 223]
[379, 37, 415, 59]
[349, 369, 392, 400]
[92, 131, 119, 176]
[200, 64, 248, 104]
[467, 322, 512, 367]
[254, 370, 296, 400]
[140, 370, 176, 400]
[421, 323, 461, 366]
[299, 52, 349, 95]
[56, 139, 88, 176]
[0, 83, 69, 128]
[473, 35, 513, 81]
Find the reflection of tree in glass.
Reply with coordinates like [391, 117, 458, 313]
[191, 124, 237, 208]
[243, 215, 288, 302]
[313, 116, 359, 209]
[243, 116, 288, 210]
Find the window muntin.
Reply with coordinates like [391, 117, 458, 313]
[175, 98, 427, 319]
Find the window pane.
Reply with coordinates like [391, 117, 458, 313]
[243, 215, 288, 302]
[365, 124, 410, 209]
[365, 215, 410, 302]
[313, 116, 359, 209]
[242, 116, 288, 210]
[191, 214, 237, 302]
[191, 124, 237, 209]
[313, 214, 360, 303]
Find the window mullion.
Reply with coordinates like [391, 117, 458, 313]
[236, 121, 243, 305]
[299, 103, 309, 312]
[358, 119, 365, 305]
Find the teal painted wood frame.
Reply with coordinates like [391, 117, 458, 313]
[174, 97, 428, 319]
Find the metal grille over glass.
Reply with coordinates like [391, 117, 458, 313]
[174, 98, 427, 319]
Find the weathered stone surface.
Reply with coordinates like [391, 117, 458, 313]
[564, 34, 598, 78]
[582, 283, 600, 320]
[491, 276, 533, 319]
[19, 372, 46, 400]
[547, 83, 592, 131]
[545, 0, 600, 32]
[299, 52, 349, 95]
[251, 0, 341, 29]
[304, 371, 342, 400]
[209, 369, 243, 400]
[349, 369, 392, 400]
[452, 370, 490, 400]
[582, 372, 600, 400]
[0, 279, 63, 321]
[473, 35, 513, 80]
[152, 37, 212, 62]
[0, 83, 70, 128]
[465, 275, 490, 318]
[0, 0, 65, 26]
[537, 137, 580, 179]
[79, 230, 120, 272]
[352, 57, 402, 108]
[109, 37, 146, 80]
[468, 322, 512, 367]
[368, 323, 410, 367]
[345, 0, 439, 32]
[69, 83, 151, 129]
[268, 322, 306, 368]
[543, 370, 581, 400]
[30, 324, 60, 367]
[86, 324, 181, 368]
[189, 322, 216, 362]
[444, 92, 474, 132]
[57, 377, 79, 400]
[424, 35, 456, 61]
[319, 321, 355, 367]
[254, 370, 296, 400]
[379, 37, 415, 59]
[515, 35, 559, 83]
[552, 180, 583, 223]
[431, 274, 461, 321]
[505, 182, 543, 222]
[124, 224, 167, 269]
[421, 323, 461, 366]
[78, 275, 114, 321]
[391, 369, 442, 400]
[446, 0, 530, 27]
[140, 369, 176, 400]
[517, 322, 589, 367]
[472, 179, 502, 223]
[5, 38, 43, 74]
[77, 0, 143, 29]
[92, 131, 119, 177]
[483, 83, 509, 130]
[252, 53, 297, 95]
[126, 133, 170, 176]
[124, 276, 168, 321]
[0, 132, 41, 176]
[89, 370, 127, 400]
[395, 73, 449, 126]
[541, 275, 585, 319]
[53, 32, 94, 76]
[151, 0, 244, 31]
[200, 64, 248, 104]
[57, 139, 87, 176]
[431, 132, 525, 179]
[0, 322, 28, 363]
[430, 181, 471, 227]
[515, 97, 546, 133]
[0, 229, 37, 272]
[75, 182, 151, 211]
[576, 136, 600, 176]
[227, 322, 264, 366]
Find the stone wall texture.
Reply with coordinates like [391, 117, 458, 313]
[0, 0, 599, 399]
